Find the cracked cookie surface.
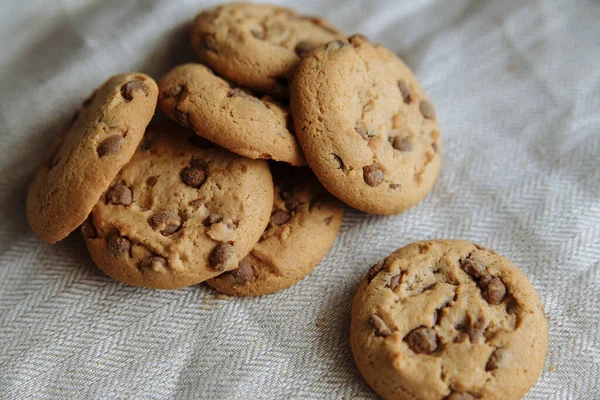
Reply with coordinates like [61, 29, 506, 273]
[83, 122, 273, 289]
[190, 3, 344, 97]
[26, 72, 158, 243]
[350, 240, 548, 400]
[207, 165, 343, 296]
[158, 63, 305, 166]
[291, 35, 441, 214]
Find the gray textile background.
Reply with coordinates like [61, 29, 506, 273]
[0, 0, 599, 398]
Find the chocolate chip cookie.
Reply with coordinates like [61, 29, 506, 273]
[350, 240, 548, 400]
[83, 122, 273, 289]
[158, 63, 305, 166]
[190, 3, 344, 97]
[291, 35, 441, 215]
[207, 165, 343, 296]
[26, 73, 158, 243]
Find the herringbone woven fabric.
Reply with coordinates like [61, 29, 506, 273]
[1, 0, 599, 399]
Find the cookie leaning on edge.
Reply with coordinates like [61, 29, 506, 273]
[190, 2, 345, 97]
[26, 73, 158, 243]
[291, 35, 441, 215]
[350, 240, 548, 400]
[83, 122, 273, 289]
[158, 63, 305, 166]
[207, 165, 343, 296]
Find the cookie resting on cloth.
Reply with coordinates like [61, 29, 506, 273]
[350, 240, 548, 400]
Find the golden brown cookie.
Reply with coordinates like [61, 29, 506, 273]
[26, 73, 158, 243]
[350, 240, 548, 400]
[190, 3, 344, 97]
[83, 122, 273, 289]
[158, 63, 305, 166]
[207, 165, 343, 296]
[291, 35, 441, 215]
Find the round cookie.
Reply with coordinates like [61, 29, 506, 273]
[190, 3, 344, 97]
[158, 63, 305, 166]
[291, 35, 442, 215]
[83, 122, 273, 289]
[350, 240, 548, 400]
[26, 72, 158, 243]
[207, 165, 343, 296]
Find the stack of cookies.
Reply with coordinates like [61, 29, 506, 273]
[26, 3, 547, 399]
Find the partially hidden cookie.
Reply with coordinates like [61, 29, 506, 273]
[158, 63, 305, 166]
[190, 3, 345, 97]
[83, 122, 273, 289]
[26, 73, 158, 243]
[350, 240, 548, 400]
[291, 35, 442, 215]
[207, 165, 343, 296]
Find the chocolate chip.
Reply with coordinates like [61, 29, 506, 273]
[97, 135, 124, 157]
[419, 100, 436, 119]
[479, 275, 506, 305]
[324, 216, 333, 225]
[363, 165, 384, 187]
[106, 183, 133, 206]
[369, 315, 392, 337]
[210, 243, 235, 271]
[121, 80, 149, 101]
[163, 85, 183, 99]
[332, 154, 344, 169]
[389, 183, 401, 190]
[285, 198, 302, 212]
[107, 234, 130, 257]
[367, 260, 385, 282]
[143, 176, 156, 187]
[398, 80, 412, 104]
[139, 256, 168, 272]
[250, 29, 264, 40]
[270, 210, 290, 226]
[231, 261, 254, 285]
[150, 210, 181, 236]
[80, 219, 97, 239]
[460, 256, 487, 278]
[202, 34, 218, 52]
[486, 348, 508, 371]
[181, 166, 207, 188]
[295, 40, 316, 58]
[392, 136, 413, 152]
[387, 273, 402, 291]
[174, 109, 192, 128]
[204, 213, 221, 226]
[326, 40, 345, 52]
[445, 392, 476, 400]
[404, 327, 438, 354]
[468, 316, 487, 343]
[355, 125, 369, 141]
